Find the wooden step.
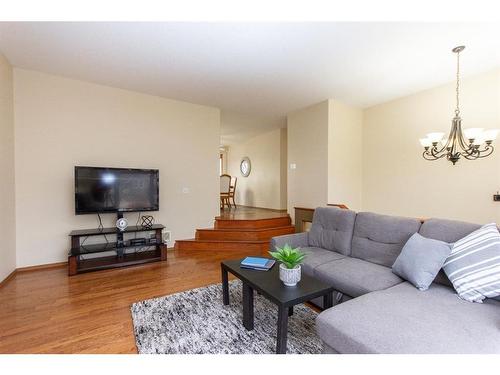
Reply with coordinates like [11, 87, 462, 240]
[173, 247, 265, 260]
[174, 239, 270, 253]
[195, 225, 295, 241]
[214, 216, 291, 230]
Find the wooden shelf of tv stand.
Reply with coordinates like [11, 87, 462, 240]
[73, 248, 165, 274]
[68, 224, 167, 276]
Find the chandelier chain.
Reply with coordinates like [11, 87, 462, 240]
[455, 49, 460, 116]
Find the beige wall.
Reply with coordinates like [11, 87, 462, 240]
[363, 68, 500, 224]
[287, 101, 329, 221]
[0, 53, 16, 281]
[287, 99, 363, 222]
[280, 127, 288, 209]
[14, 69, 220, 267]
[328, 100, 363, 211]
[227, 128, 287, 210]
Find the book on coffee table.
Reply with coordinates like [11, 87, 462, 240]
[240, 257, 275, 271]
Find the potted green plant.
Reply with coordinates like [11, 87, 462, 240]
[269, 244, 306, 287]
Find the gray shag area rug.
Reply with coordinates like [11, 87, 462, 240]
[130, 280, 323, 354]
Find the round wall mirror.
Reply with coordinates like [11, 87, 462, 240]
[240, 157, 251, 177]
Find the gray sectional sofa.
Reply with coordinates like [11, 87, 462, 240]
[270, 207, 500, 354]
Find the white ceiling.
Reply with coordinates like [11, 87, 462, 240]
[221, 111, 286, 145]
[1, 22, 500, 123]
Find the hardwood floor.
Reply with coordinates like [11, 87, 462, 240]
[0, 249, 247, 354]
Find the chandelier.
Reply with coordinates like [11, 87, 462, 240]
[419, 46, 498, 164]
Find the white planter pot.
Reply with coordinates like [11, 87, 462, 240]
[279, 263, 301, 287]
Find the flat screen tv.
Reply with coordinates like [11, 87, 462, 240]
[75, 166, 159, 214]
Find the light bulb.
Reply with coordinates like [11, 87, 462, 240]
[426, 132, 445, 143]
[463, 128, 484, 140]
[482, 129, 499, 141]
[419, 138, 432, 147]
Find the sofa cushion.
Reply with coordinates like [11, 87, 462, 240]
[392, 233, 452, 291]
[300, 247, 346, 276]
[351, 212, 421, 267]
[316, 282, 500, 354]
[419, 218, 482, 287]
[270, 232, 309, 252]
[308, 207, 357, 256]
[419, 218, 482, 243]
[314, 257, 403, 297]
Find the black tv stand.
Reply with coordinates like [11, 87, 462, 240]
[68, 223, 167, 276]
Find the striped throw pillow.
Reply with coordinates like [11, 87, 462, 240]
[442, 223, 500, 303]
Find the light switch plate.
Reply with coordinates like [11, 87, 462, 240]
[182, 187, 190, 194]
[290, 163, 297, 170]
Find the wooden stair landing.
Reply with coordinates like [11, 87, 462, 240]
[175, 212, 293, 256]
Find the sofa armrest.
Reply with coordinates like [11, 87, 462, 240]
[270, 232, 309, 251]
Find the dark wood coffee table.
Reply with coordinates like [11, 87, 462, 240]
[221, 258, 335, 354]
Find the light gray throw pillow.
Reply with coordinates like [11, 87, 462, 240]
[392, 233, 452, 291]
